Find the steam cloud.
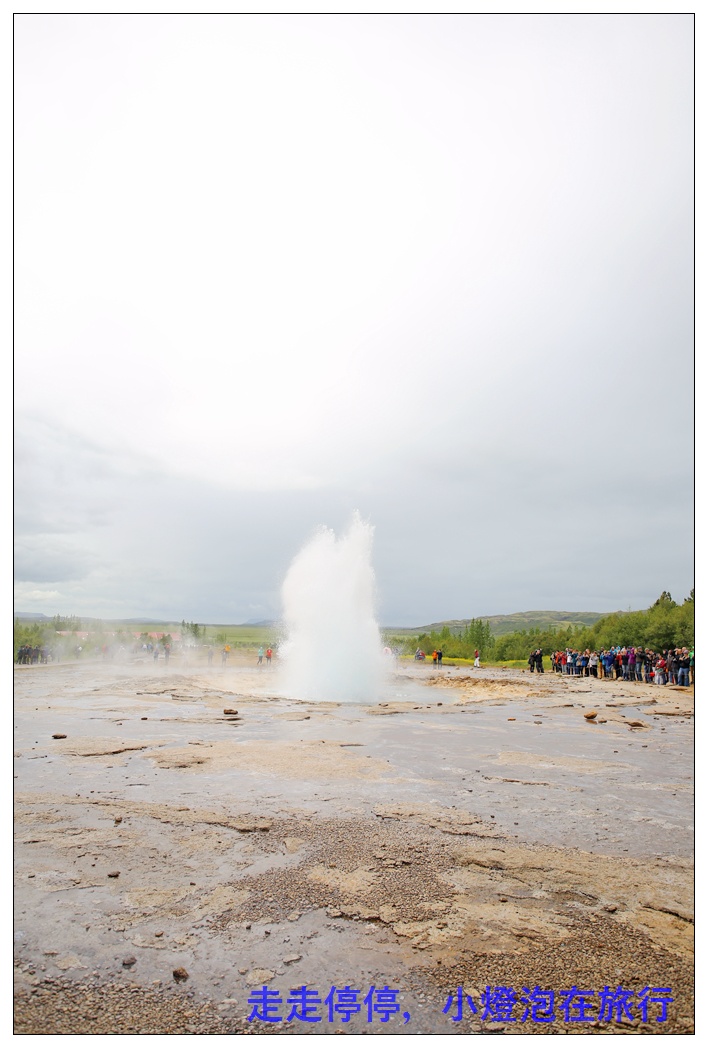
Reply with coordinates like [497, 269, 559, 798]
[279, 513, 384, 701]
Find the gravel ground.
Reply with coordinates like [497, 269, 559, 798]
[14, 661, 694, 1035]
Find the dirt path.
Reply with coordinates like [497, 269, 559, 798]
[14, 661, 694, 1034]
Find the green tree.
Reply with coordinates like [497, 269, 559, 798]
[51, 614, 82, 632]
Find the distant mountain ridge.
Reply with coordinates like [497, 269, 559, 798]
[386, 609, 631, 637]
[16, 609, 631, 636]
[14, 613, 174, 625]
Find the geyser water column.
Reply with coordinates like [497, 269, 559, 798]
[280, 513, 384, 701]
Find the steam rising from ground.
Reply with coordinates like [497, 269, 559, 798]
[279, 513, 384, 702]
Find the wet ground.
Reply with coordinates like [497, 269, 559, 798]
[14, 659, 694, 1035]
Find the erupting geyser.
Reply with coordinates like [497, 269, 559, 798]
[280, 513, 385, 701]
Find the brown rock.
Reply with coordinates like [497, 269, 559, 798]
[122, 956, 137, 968]
[583, 711, 598, 719]
[114, 816, 123, 825]
[173, 967, 189, 982]
[232, 818, 272, 832]
[223, 709, 239, 716]
[52, 733, 67, 739]
[107, 871, 120, 878]
[246, 968, 274, 985]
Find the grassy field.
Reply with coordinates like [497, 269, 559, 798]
[126, 622, 280, 648]
[14, 617, 279, 653]
[199, 624, 279, 647]
[397, 654, 530, 670]
[15, 615, 530, 665]
[16, 615, 574, 670]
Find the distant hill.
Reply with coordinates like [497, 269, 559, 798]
[385, 609, 630, 637]
[477, 609, 625, 636]
[15, 614, 278, 635]
[17, 609, 632, 638]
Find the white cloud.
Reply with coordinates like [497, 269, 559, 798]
[14, 586, 62, 604]
[14, 14, 694, 621]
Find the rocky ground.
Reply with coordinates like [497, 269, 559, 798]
[14, 659, 694, 1035]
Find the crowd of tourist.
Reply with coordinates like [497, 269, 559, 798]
[538, 646, 694, 686]
[15, 644, 52, 664]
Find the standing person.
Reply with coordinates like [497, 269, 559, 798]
[654, 655, 667, 685]
[665, 650, 674, 684]
[528, 651, 535, 672]
[589, 651, 598, 678]
[535, 649, 544, 673]
[432, 649, 438, 667]
[474, 649, 480, 668]
[257, 646, 264, 666]
[437, 648, 443, 667]
[207, 648, 213, 667]
[266, 647, 273, 667]
[605, 649, 615, 679]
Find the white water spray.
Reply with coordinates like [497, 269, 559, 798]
[279, 513, 384, 701]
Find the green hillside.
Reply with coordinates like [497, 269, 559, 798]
[385, 609, 623, 638]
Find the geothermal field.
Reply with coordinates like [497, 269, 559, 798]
[14, 525, 694, 1035]
[13, 658, 694, 1035]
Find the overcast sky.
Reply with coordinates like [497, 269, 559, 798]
[14, 13, 694, 626]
